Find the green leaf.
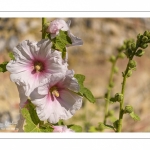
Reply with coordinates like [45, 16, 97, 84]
[74, 74, 85, 95]
[74, 74, 85, 85]
[21, 100, 53, 132]
[9, 52, 15, 60]
[21, 108, 41, 132]
[25, 100, 40, 125]
[39, 123, 54, 132]
[0, 61, 8, 73]
[74, 74, 96, 103]
[129, 112, 140, 121]
[83, 87, 96, 103]
[51, 30, 72, 58]
[88, 126, 98, 132]
[98, 122, 114, 130]
[67, 124, 82, 132]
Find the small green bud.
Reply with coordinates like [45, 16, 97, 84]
[109, 82, 114, 88]
[143, 31, 150, 38]
[108, 110, 114, 116]
[137, 33, 142, 40]
[128, 60, 136, 69]
[126, 70, 132, 77]
[114, 93, 123, 102]
[142, 36, 148, 42]
[131, 43, 136, 51]
[109, 55, 116, 63]
[141, 43, 148, 49]
[135, 49, 145, 57]
[114, 66, 119, 73]
[113, 120, 119, 129]
[124, 105, 134, 113]
[118, 52, 125, 58]
[98, 123, 105, 130]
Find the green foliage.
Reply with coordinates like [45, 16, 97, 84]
[9, 52, 15, 60]
[97, 122, 115, 131]
[0, 61, 8, 73]
[67, 124, 82, 132]
[21, 108, 42, 132]
[21, 100, 54, 132]
[124, 105, 134, 114]
[129, 112, 140, 121]
[50, 30, 72, 59]
[74, 74, 96, 103]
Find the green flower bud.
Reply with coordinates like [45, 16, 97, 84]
[135, 49, 145, 57]
[143, 31, 150, 38]
[113, 120, 119, 129]
[141, 43, 148, 49]
[128, 60, 136, 69]
[109, 82, 114, 88]
[124, 105, 134, 113]
[108, 110, 114, 116]
[142, 36, 148, 42]
[137, 33, 142, 40]
[109, 55, 116, 63]
[114, 93, 123, 102]
[114, 66, 119, 74]
[118, 52, 125, 58]
[98, 123, 105, 130]
[131, 43, 136, 51]
[127, 70, 132, 77]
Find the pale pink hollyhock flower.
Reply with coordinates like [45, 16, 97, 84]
[53, 125, 75, 133]
[30, 70, 82, 124]
[6, 39, 68, 97]
[47, 19, 83, 46]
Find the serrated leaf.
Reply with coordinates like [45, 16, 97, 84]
[9, 52, 15, 60]
[21, 108, 41, 132]
[129, 112, 140, 121]
[68, 124, 82, 132]
[83, 88, 96, 103]
[0, 61, 8, 73]
[21, 100, 53, 132]
[51, 30, 72, 58]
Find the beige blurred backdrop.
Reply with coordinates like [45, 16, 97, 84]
[0, 18, 150, 132]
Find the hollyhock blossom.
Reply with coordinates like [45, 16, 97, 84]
[53, 125, 75, 133]
[30, 70, 82, 124]
[6, 39, 68, 98]
[46, 19, 83, 46]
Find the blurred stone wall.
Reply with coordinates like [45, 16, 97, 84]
[0, 18, 150, 132]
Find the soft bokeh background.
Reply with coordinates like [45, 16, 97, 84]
[0, 18, 150, 132]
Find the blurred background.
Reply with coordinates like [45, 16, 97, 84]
[0, 18, 150, 132]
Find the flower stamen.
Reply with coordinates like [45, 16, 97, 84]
[50, 86, 59, 97]
[34, 62, 43, 72]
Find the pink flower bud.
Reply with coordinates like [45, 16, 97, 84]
[47, 19, 69, 36]
[53, 125, 75, 133]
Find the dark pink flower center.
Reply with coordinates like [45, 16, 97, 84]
[34, 61, 44, 72]
[50, 86, 60, 97]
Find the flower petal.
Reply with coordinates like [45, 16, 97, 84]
[58, 89, 82, 115]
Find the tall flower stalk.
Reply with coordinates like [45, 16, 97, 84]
[116, 31, 150, 132]
[104, 51, 125, 125]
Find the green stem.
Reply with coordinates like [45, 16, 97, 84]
[117, 54, 136, 132]
[104, 57, 118, 124]
[42, 18, 46, 39]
